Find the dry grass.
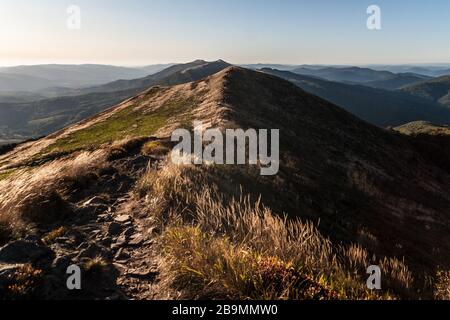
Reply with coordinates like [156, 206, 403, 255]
[0, 150, 107, 233]
[83, 256, 109, 277]
[435, 270, 450, 300]
[141, 140, 171, 157]
[1, 265, 44, 300]
[163, 226, 339, 300]
[42, 226, 69, 245]
[137, 163, 415, 300]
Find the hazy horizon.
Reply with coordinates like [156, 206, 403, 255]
[2, 61, 450, 69]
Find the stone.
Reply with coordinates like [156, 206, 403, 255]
[114, 215, 131, 223]
[116, 235, 127, 246]
[82, 196, 108, 207]
[122, 227, 134, 239]
[114, 248, 130, 261]
[129, 234, 144, 246]
[108, 222, 122, 236]
[74, 243, 103, 260]
[52, 255, 72, 272]
[0, 240, 52, 264]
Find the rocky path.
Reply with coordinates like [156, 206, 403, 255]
[0, 152, 163, 300]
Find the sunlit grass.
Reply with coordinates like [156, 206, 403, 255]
[41, 98, 195, 156]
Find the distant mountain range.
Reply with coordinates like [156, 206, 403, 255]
[367, 65, 450, 77]
[401, 76, 450, 108]
[261, 68, 450, 127]
[0, 64, 174, 95]
[290, 66, 431, 90]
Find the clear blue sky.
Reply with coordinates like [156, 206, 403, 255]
[1, 0, 449, 66]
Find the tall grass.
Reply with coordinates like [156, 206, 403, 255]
[137, 163, 413, 300]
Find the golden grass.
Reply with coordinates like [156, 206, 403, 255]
[0, 150, 107, 232]
[42, 226, 69, 245]
[1, 265, 44, 300]
[137, 163, 411, 300]
[83, 256, 109, 276]
[141, 141, 171, 157]
[435, 270, 450, 300]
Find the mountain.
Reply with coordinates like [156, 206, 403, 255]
[261, 68, 450, 127]
[0, 67, 449, 299]
[135, 64, 176, 75]
[0, 73, 55, 92]
[291, 66, 397, 83]
[0, 64, 151, 90]
[363, 73, 431, 90]
[291, 66, 432, 89]
[0, 60, 231, 143]
[79, 60, 230, 95]
[401, 76, 450, 108]
[368, 65, 450, 77]
[240, 63, 299, 71]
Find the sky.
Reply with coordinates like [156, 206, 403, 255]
[1, 0, 450, 66]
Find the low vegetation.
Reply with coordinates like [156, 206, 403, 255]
[0, 150, 107, 235]
[136, 163, 416, 300]
[41, 96, 195, 156]
[0, 265, 44, 300]
[435, 270, 450, 300]
[0, 169, 17, 182]
[141, 140, 171, 157]
[83, 256, 109, 277]
[42, 226, 69, 245]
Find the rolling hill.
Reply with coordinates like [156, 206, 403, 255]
[0, 67, 449, 299]
[291, 66, 431, 90]
[261, 68, 450, 127]
[401, 76, 450, 108]
[363, 73, 431, 90]
[0, 64, 151, 90]
[292, 66, 396, 83]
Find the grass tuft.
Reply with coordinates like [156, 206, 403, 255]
[2, 265, 44, 300]
[83, 256, 109, 276]
[42, 226, 69, 245]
